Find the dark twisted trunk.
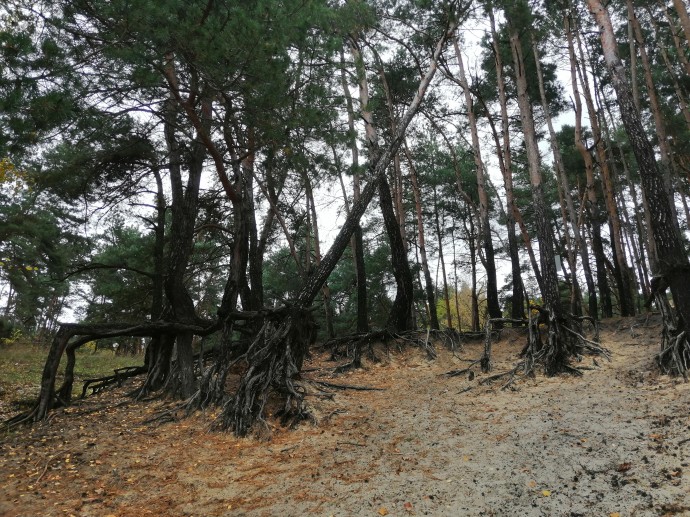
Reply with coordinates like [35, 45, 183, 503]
[138, 81, 208, 398]
[144, 168, 167, 372]
[588, 0, 690, 375]
[221, 21, 457, 435]
[379, 174, 415, 332]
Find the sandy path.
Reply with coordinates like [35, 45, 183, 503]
[1, 317, 689, 516]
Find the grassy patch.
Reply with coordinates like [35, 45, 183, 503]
[0, 340, 143, 417]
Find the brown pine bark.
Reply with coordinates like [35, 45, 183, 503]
[404, 142, 439, 330]
[575, 25, 635, 316]
[673, 0, 690, 50]
[566, 15, 608, 318]
[487, 5, 526, 319]
[587, 0, 690, 350]
[510, 15, 580, 373]
[629, 2, 679, 229]
[531, 35, 586, 318]
[453, 37, 502, 322]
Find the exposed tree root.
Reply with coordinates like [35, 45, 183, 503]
[656, 296, 690, 380]
[521, 305, 608, 375]
[327, 328, 463, 371]
[480, 318, 526, 373]
[217, 307, 317, 436]
[443, 359, 481, 378]
[466, 307, 607, 391]
[308, 380, 385, 392]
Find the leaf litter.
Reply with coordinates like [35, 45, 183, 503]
[0, 314, 689, 516]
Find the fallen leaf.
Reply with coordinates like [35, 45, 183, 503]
[378, 508, 389, 516]
[617, 463, 632, 472]
[610, 513, 620, 517]
[541, 490, 551, 497]
[404, 502, 413, 511]
[527, 480, 537, 488]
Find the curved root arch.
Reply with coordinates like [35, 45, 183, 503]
[5, 320, 216, 427]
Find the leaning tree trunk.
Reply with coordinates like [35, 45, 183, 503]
[587, 0, 690, 377]
[220, 20, 457, 435]
[672, 0, 690, 59]
[368, 55, 414, 330]
[575, 25, 635, 316]
[629, 2, 681, 232]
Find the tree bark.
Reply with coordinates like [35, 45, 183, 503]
[510, 15, 574, 373]
[453, 36, 502, 322]
[575, 25, 635, 316]
[629, 2, 679, 231]
[487, 5, 528, 314]
[339, 48, 369, 333]
[404, 142, 439, 330]
[566, 14, 608, 318]
[379, 174, 415, 331]
[434, 187, 454, 329]
[532, 35, 585, 318]
[587, 0, 690, 334]
[305, 173, 336, 338]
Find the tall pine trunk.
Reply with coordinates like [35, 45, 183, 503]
[587, 0, 690, 374]
[510, 18, 574, 373]
[453, 37, 502, 322]
[575, 26, 635, 316]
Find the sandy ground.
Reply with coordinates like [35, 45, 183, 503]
[1, 315, 689, 516]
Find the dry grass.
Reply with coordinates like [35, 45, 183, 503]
[0, 338, 143, 419]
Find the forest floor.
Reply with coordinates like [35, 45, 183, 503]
[1, 314, 689, 517]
